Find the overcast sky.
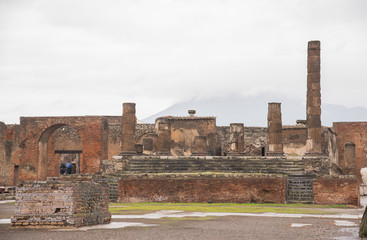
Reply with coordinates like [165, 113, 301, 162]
[1, 0, 367, 124]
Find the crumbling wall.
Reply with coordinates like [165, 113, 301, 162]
[217, 126, 267, 156]
[244, 127, 267, 156]
[11, 179, 111, 227]
[333, 122, 367, 180]
[282, 125, 307, 156]
[216, 126, 230, 155]
[19, 117, 108, 181]
[0, 123, 20, 186]
[107, 122, 121, 159]
[323, 127, 338, 165]
[156, 117, 217, 156]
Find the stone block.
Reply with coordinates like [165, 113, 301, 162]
[11, 180, 111, 228]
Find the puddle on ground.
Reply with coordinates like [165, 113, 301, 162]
[54, 222, 157, 231]
[0, 200, 15, 204]
[291, 223, 312, 228]
[334, 220, 357, 227]
[0, 219, 10, 224]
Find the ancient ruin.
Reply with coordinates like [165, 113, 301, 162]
[306, 40, 322, 154]
[267, 103, 283, 156]
[11, 179, 111, 227]
[0, 41, 364, 219]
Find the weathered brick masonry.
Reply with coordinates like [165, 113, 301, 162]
[19, 116, 108, 181]
[118, 174, 287, 203]
[333, 122, 367, 180]
[116, 172, 359, 205]
[11, 179, 111, 227]
[313, 176, 359, 206]
[0, 123, 20, 186]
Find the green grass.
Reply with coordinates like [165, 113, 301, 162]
[109, 202, 350, 215]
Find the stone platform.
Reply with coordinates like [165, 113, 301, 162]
[11, 179, 111, 227]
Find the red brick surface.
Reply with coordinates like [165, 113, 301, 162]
[118, 174, 359, 205]
[0, 123, 20, 186]
[313, 177, 360, 206]
[19, 117, 108, 181]
[333, 122, 367, 180]
[119, 175, 287, 203]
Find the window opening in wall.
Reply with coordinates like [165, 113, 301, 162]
[261, 147, 265, 156]
[56, 150, 81, 175]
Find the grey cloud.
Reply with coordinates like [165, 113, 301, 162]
[0, 0, 367, 123]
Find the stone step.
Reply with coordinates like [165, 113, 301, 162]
[127, 167, 305, 173]
[128, 164, 305, 169]
[124, 158, 305, 175]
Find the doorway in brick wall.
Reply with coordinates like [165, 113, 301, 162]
[55, 150, 81, 175]
[286, 175, 315, 204]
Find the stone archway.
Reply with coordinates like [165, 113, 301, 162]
[38, 124, 66, 180]
[19, 116, 108, 182]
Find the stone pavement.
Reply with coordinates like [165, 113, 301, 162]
[1, 199, 366, 239]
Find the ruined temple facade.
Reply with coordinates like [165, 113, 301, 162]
[0, 40, 364, 188]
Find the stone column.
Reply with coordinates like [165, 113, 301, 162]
[229, 123, 244, 154]
[306, 40, 322, 154]
[192, 136, 207, 156]
[267, 102, 283, 156]
[120, 103, 137, 155]
[156, 122, 171, 155]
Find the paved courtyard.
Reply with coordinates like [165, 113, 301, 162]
[0, 200, 364, 240]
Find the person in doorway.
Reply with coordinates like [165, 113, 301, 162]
[60, 163, 66, 175]
[65, 161, 72, 174]
[71, 162, 76, 174]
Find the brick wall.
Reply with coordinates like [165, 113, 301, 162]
[19, 116, 108, 181]
[0, 123, 20, 186]
[118, 174, 286, 203]
[11, 179, 111, 227]
[116, 173, 359, 206]
[333, 122, 367, 180]
[313, 176, 360, 205]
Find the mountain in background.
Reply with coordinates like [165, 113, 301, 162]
[142, 95, 367, 127]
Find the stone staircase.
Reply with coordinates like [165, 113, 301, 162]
[124, 156, 305, 175]
[94, 175, 120, 202]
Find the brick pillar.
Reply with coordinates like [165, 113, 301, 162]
[192, 136, 207, 156]
[156, 122, 171, 155]
[120, 103, 137, 155]
[267, 102, 283, 156]
[229, 123, 244, 155]
[306, 40, 322, 154]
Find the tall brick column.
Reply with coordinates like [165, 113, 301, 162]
[156, 122, 171, 155]
[267, 102, 283, 156]
[306, 40, 322, 154]
[229, 123, 244, 154]
[120, 103, 137, 155]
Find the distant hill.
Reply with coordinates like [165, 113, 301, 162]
[142, 95, 367, 127]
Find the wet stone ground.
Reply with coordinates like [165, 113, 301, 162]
[0, 202, 363, 240]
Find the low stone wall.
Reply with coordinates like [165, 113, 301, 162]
[118, 174, 286, 203]
[117, 173, 360, 206]
[313, 176, 360, 206]
[11, 179, 111, 227]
